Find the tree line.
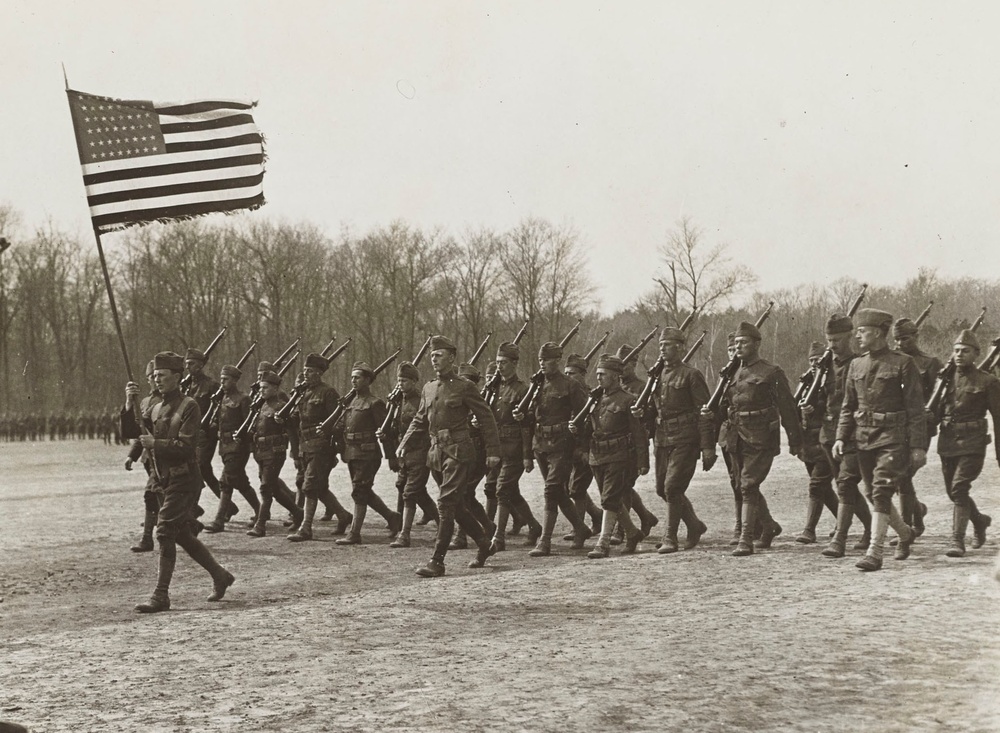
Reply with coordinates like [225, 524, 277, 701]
[1, 203, 997, 415]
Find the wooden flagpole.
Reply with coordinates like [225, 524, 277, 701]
[91, 224, 135, 382]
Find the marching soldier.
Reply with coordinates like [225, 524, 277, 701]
[205, 365, 260, 532]
[570, 354, 648, 557]
[814, 314, 873, 558]
[121, 359, 161, 552]
[934, 330, 1000, 556]
[795, 342, 839, 544]
[614, 344, 660, 539]
[711, 333, 747, 545]
[397, 336, 501, 577]
[247, 370, 303, 537]
[563, 353, 605, 535]
[835, 309, 926, 571]
[330, 361, 401, 545]
[183, 348, 226, 515]
[449, 363, 496, 550]
[724, 321, 803, 556]
[633, 327, 713, 554]
[134, 351, 234, 613]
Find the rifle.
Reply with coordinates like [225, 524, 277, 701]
[180, 326, 227, 392]
[469, 332, 493, 367]
[273, 339, 353, 423]
[378, 336, 433, 460]
[979, 336, 1000, 373]
[318, 348, 402, 435]
[798, 284, 868, 410]
[234, 350, 300, 442]
[481, 320, 531, 408]
[914, 301, 934, 329]
[678, 309, 698, 331]
[201, 340, 258, 429]
[621, 325, 659, 366]
[926, 307, 988, 418]
[583, 331, 612, 368]
[570, 387, 603, 433]
[684, 331, 707, 362]
[515, 320, 584, 418]
[633, 330, 707, 414]
[247, 337, 301, 405]
[705, 301, 775, 414]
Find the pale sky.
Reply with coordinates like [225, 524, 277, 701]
[3, 1, 999, 313]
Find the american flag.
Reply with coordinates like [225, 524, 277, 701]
[66, 89, 265, 233]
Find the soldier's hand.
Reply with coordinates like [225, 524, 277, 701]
[396, 446, 406, 460]
[388, 457, 400, 473]
[637, 465, 649, 476]
[486, 455, 500, 469]
[512, 408, 524, 422]
[523, 459, 534, 473]
[832, 440, 845, 459]
[125, 381, 140, 408]
[911, 448, 927, 471]
[471, 416, 480, 429]
[701, 449, 717, 472]
[800, 404, 814, 416]
[630, 406, 645, 418]
[568, 421, 579, 435]
[125, 458, 134, 471]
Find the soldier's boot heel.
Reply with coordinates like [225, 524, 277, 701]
[946, 503, 970, 558]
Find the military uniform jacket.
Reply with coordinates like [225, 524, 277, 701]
[252, 395, 289, 460]
[218, 389, 251, 455]
[587, 386, 649, 471]
[725, 357, 802, 456]
[342, 393, 387, 461]
[296, 382, 341, 456]
[148, 389, 202, 492]
[820, 353, 856, 446]
[649, 362, 713, 450]
[397, 392, 430, 456]
[399, 369, 500, 472]
[938, 366, 1000, 459]
[185, 372, 219, 429]
[493, 374, 534, 461]
[836, 346, 927, 451]
[532, 372, 588, 454]
[908, 348, 943, 439]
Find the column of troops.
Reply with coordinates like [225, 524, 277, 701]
[0, 410, 121, 443]
[119, 305, 1000, 612]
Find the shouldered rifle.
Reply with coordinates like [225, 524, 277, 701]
[979, 336, 1000, 373]
[560, 319, 583, 348]
[634, 330, 707, 414]
[570, 387, 603, 433]
[678, 309, 698, 331]
[273, 339, 353, 423]
[515, 320, 584, 417]
[706, 301, 775, 414]
[926, 307, 988, 417]
[180, 326, 227, 392]
[234, 350, 300, 442]
[470, 332, 493, 367]
[482, 320, 530, 407]
[583, 330, 612, 368]
[201, 340, 258, 429]
[379, 336, 433, 459]
[621, 325, 659, 366]
[319, 338, 338, 358]
[914, 301, 934, 328]
[798, 285, 868, 410]
[684, 331, 707, 362]
[247, 337, 301, 404]
[319, 348, 402, 435]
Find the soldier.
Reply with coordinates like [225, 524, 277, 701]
[563, 353, 604, 535]
[724, 321, 803, 556]
[397, 335, 501, 577]
[569, 354, 648, 558]
[205, 365, 260, 533]
[486, 342, 543, 551]
[383, 361, 439, 548]
[449, 362, 496, 551]
[934, 330, 1000, 556]
[795, 342, 839, 544]
[134, 351, 234, 613]
[121, 359, 161, 553]
[710, 333, 747, 545]
[633, 327, 713, 554]
[183, 348, 226, 516]
[834, 309, 927, 571]
[330, 361, 401, 545]
[247, 370, 303, 537]
[282, 353, 353, 542]
[815, 314, 873, 558]
[892, 317, 941, 539]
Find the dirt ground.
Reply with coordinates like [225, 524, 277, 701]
[2, 439, 999, 733]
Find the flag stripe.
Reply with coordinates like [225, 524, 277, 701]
[81, 142, 262, 176]
[86, 172, 265, 207]
[165, 133, 262, 154]
[84, 163, 265, 197]
[83, 152, 264, 186]
[155, 100, 254, 115]
[160, 113, 256, 135]
[89, 182, 265, 218]
[91, 193, 265, 231]
[162, 122, 260, 143]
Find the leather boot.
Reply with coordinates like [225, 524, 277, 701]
[390, 503, 416, 548]
[336, 503, 367, 545]
[730, 498, 743, 546]
[366, 491, 402, 538]
[856, 511, 889, 571]
[529, 510, 557, 557]
[135, 541, 174, 613]
[417, 514, 454, 577]
[174, 531, 233, 600]
[272, 480, 302, 531]
[508, 502, 525, 535]
[947, 503, 970, 557]
[491, 505, 510, 553]
[568, 493, 592, 540]
[204, 489, 233, 533]
[288, 496, 317, 541]
[796, 498, 824, 544]
[970, 499, 991, 549]
[237, 484, 261, 525]
[465, 506, 495, 568]
[888, 504, 914, 560]
[450, 529, 469, 550]
[207, 569, 235, 601]
[732, 500, 756, 556]
[822, 503, 854, 558]
[417, 492, 439, 526]
[852, 500, 872, 550]
[681, 497, 707, 549]
[318, 489, 352, 534]
[618, 508, 643, 554]
[485, 487, 498, 528]
[658, 501, 682, 554]
[610, 521, 625, 546]
[131, 510, 157, 552]
[633, 490, 659, 538]
[247, 494, 271, 537]
[555, 494, 589, 549]
[755, 495, 781, 549]
[587, 510, 616, 559]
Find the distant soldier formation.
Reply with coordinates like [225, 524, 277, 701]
[0, 410, 120, 443]
[112, 299, 1000, 611]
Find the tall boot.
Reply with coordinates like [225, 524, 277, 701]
[572, 494, 592, 538]
[396, 490, 404, 517]
[320, 489, 353, 535]
[135, 540, 175, 613]
[131, 510, 157, 552]
[632, 489, 659, 538]
[796, 498, 825, 544]
[204, 489, 233, 533]
[969, 498, 991, 549]
[336, 503, 368, 545]
[285, 490, 305, 526]
[367, 491, 403, 537]
[450, 528, 468, 550]
[460, 504, 495, 568]
[237, 484, 261, 524]
[856, 511, 889, 571]
[247, 494, 272, 537]
[730, 498, 743, 546]
[852, 500, 872, 550]
[288, 495, 317, 541]
[681, 496, 707, 549]
[888, 504, 914, 560]
[390, 503, 416, 548]
[417, 513, 453, 577]
[417, 491, 439, 525]
[755, 494, 781, 549]
[587, 510, 616, 559]
[947, 503, 970, 558]
[271, 480, 303, 530]
[617, 507, 643, 554]
[491, 504, 510, 553]
[529, 510, 558, 557]
[732, 499, 757, 556]
[658, 501, 682, 554]
[822, 503, 854, 558]
[557, 494, 591, 549]
[517, 497, 543, 545]
[467, 495, 495, 540]
[508, 501, 525, 535]
[176, 532, 234, 600]
[485, 486, 498, 527]
[892, 493, 918, 545]
[586, 495, 603, 535]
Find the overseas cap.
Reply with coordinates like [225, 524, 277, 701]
[659, 327, 686, 344]
[430, 335, 457, 353]
[735, 322, 761, 341]
[565, 353, 588, 373]
[220, 364, 242, 380]
[596, 353, 624, 373]
[825, 313, 854, 335]
[304, 353, 329, 372]
[726, 332, 736, 347]
[397, 361, 420, 381]
[496, 341, 520, 360]
[538, 341, 563, 360]
[259, 370, 282, 386]
[856, 309, 894, 330]
[185, 348, 207, 363]
[257, 360, 275, 373]
[892, 317, 919, 338]
[616, 344, 636, 363]
[458, 362, 481, 383]
[145, 359, 155, 377]
[955, 329, 980, 351]
[153, 351, 185, 372]
[351, 361, 375, 380]
[808, 341, 825, 359]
